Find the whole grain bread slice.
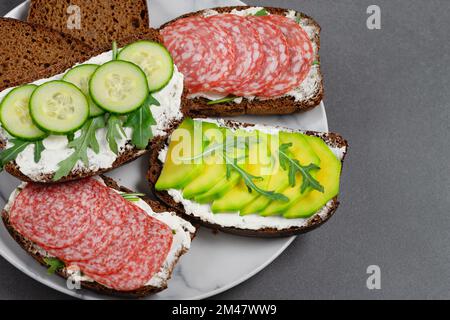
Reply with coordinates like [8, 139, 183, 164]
[1, 175, 196, 298]
[147, 119, 348, 238]
[27, 0, 150, 50]
[0, 28, 190, 184]
[0, 17, 92, 92]
[160, 6, 323, 117]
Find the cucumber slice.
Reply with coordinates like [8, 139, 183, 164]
[0, 85, 46, 141]
[118, 41, 174, 92]
[30, 81, 89, 135]
[89, 60, 149, 114]
[63, 64, 105, 117]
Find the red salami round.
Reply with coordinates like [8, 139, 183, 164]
[206, 14, 264, 94]
[84, 217, 173, 291]
[161, 16, 236, 93]
[47, 215, 113, 262]
[9, 179, 106, 249]
[259, 15, 314, 97]
[73, 207, 143, 275]
[235, 16, 290, 96]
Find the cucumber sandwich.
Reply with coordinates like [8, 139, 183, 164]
[148, 118, 348, 237]
[0, 29, 185, 183]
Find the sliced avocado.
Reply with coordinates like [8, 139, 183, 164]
[182, 126, 228, 199]
[260, 132, 321, 216]
[283, 135, 342, 219]
[194, 171, 241, 203]
[211, 131, 273, 213]
[155, 119, 210, 190]
[192, 129, 250, 203]
[240, 131, 293, 215]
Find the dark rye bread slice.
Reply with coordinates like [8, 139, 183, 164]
[1, 175, 195, 298]
[27, 0, 150, 50]
[0, 17, 92, 92]
[0, 28, 190, 184]
[147, 120, 348, 238]
[160, 6, 323, 117]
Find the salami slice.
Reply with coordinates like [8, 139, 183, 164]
[233, 16, 290, 96]
[161, 16, 236, 93]
[259, 15, 314, 97]
[84, 216, 173, 291]
[73, 204, 144, 275]
[206, 14, 264, 94]
[9, 179, 106, 249]
[47, 215, 113, 262]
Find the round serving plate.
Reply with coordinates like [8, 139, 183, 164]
[0, 0, 328, 300]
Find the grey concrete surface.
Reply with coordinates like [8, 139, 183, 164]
[0, 0, 449, 300]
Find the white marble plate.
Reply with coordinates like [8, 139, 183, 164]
[0, 0, 328, 300]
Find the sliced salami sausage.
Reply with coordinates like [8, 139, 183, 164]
[206, 14, 264, 94]
[259, 15, 314, 97]
[84, 216, 173, 291]
[234, 16, 290, 96]
[72, 204, 144, 275]
[47, 215, 113, 262]
[9, 179, 106, 249]
[161, 16, 236, 93]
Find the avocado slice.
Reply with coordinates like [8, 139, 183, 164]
[155, 118, 210, 190]
[194, 171, 241, 203]
[240, 131, 313, 215]
[182, 125, 229, 199]
[260, 133, 321, 216]
[283, 135, 342, 219]
[211, 131, 273, 213]
[191, 129, 251, 203]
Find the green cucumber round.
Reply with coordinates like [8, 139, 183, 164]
[62, 64, 105, 117]
[89, 60, 149, 114]
[118, 41, 174, 92]
[0, 85, 46, 141]
[30, 81, 89, 135]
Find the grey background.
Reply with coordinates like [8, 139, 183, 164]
[0, 0, 449, 300]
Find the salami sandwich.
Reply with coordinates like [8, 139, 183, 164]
[160, 6, 323, 116]
[2, 176, 195, 297]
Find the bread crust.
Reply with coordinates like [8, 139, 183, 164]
[0, 17, 93, 92]
[27, 0, 150, 50]
[160, 6, 323, 117]
[147, 120, 348, 238]
[1, 175, 195, 298]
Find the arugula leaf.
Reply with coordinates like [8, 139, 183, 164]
[53, 117, 105, 181]
[279, 143, 324, 194]
[34, 140, 44, 163]
[312, 61, 320, 66]
[254, 8, 269, 16]
[295, 14, 302, 24]
[43, 257, 65, 275]
[112, 41, 118, 60]
[106, 115, 126, 154]
[0, 139, 32, 172]
[206, 96, 236, 105]
[222, 153, 289, 202]
[178, 139, 287, 201]
[124, 94, 159, 149]
[179, 140, 237, 162]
